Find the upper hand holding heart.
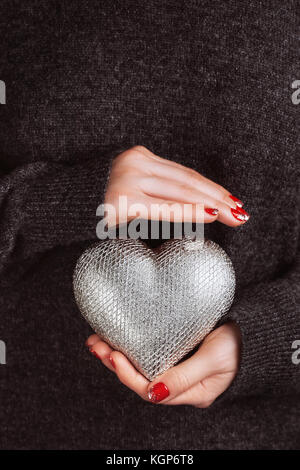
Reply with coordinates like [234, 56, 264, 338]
[105, 145, 250, 226]
[87, 321, 241, 407]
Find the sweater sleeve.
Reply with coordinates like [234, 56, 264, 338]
[0, 157, 112, 274]
[224, 249, 300, 398]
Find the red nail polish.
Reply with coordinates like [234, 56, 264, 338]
[229, 195, 243, 208]
[148, 382, 169, 403]
[109, 355, 116, 369]
[90, 348, 101, 360]
[231, 207, 250, 222]
[205, 208, 219, 216]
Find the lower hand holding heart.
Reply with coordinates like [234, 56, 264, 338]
[86, 321, 241, 407]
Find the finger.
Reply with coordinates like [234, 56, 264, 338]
[140, 158, 240, 209]
[85, 334, 101, 348]
[138, 178, 249, 226]
[163, 380, 214, 407]
[165, 372, 233, 407]
[110, 351, 150, 400]
[147, 345, 214, 404]
[89, 339, 115, 372]
[139, 176, 222, 207]
[126, 196, 219, 224]
[119, 193, 248, 227]
[106, 194, 218, 228]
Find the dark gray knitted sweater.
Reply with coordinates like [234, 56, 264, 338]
[0, 1, 299, 449]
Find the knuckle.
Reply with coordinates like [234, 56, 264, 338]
[180, 185, 194, 200]
[210, 347, 233, 373]
[189, 168, 203, 182]
[131, 145, 147, 153]
[113, 150, 140, 170]
[113, 146, 153, 171]
[219, 356, 235, 373]
[214, 182, 225, 193]
[185, 173, 200, 189]
[170, 368, 191, 392]
[190, 168, 199, 177]
[112, 153, 126, 169]
[220, 188, 230, 201]
[211, 185, 226, 201]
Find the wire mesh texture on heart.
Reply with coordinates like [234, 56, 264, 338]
[73, 238, 235, 381]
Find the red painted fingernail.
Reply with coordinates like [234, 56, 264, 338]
[89, 348, 101, 360]
[205, 208, 219, 216]
[231, 207, 250, 222]
[229, 195, 243, 208]
[109, 355, 116, 369]
[148, 382, 169, 403]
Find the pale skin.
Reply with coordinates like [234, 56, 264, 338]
[87, 146, 246, 407]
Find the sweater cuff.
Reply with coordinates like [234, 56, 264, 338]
[23, 157, 113, 250]
[223, 277, 300, 399]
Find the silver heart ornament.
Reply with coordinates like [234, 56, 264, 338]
[73, 238, 235, 381]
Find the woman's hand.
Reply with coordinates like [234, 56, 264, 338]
[105, 145, 249, 226]
[86, 321, 241, 407]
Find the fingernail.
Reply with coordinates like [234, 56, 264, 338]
[148, 382, 169, 403]
[109, 355, 116, 369]
[89, 348, 101, 360]
[205, 208, 219, 216]
[231, 207, 250, 222]
[229, 195, 243, 208]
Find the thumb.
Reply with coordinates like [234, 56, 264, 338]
[147, 344, 214, 404]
